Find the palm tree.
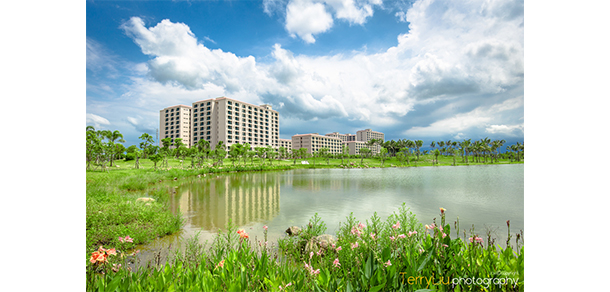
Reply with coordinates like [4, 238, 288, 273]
[433, 149, 440, 165]
[415, 140, 423, 161]
[102, 130, 125, 167]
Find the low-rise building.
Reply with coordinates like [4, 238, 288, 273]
[292, 133, 342, 154]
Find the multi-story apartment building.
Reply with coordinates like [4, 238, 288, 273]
[345, 141, 368, 155]
[292, 133, 342, 154]
[161, 97, 280, 150]
[324, 132, 356, 142]
[160, 105, 193, 148]
[356, 128, 384, 154]
[279, 138, 292, 151]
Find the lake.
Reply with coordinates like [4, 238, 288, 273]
[136, 164, 523, 259]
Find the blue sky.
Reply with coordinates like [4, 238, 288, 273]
[86, 0, 525, 148]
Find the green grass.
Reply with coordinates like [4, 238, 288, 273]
[86, 205, 524, 291]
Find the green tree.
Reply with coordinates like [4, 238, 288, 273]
[229, 144, 241, 166]
[379, 147, 388, 166]
[319, 147, 330, 165]
[266, 146, 277, 165]
[415, 140, 423, 161]
[138, 133, 155, 159]
[433, 148, 440, 165]
[359, 147, 370, 165]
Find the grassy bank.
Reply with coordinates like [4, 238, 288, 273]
[86, 205, 524, 291]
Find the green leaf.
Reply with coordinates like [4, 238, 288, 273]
[365, 251, 374, 280]
[417, 247, 434, 272]
[370, 282, 386, 292]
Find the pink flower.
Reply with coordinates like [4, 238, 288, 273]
[370, 233, 376, 240]
[316, 250, 323, 256]
[442, 244, 448, 247]
[419, 248, 424, 253]
[285, 282, 292, 288]
[124, 235, 133, 243]
[425, 223, 436, 230]
[331, 243, 336, 249]
[389, 236, 395, 241]
[304, 262, 310, 269]
[351, 242, 359, 249]
[333, 258, 341, 267]
[216, 259, 225, 268]
[313, 269, 320, 275]
[384, 260, 392, 267]
[336, 246, 342, 251]
[392, 221, 401, 229]
[263, 225, 268, 230]
[408, 231, 417, 237]
[442, 233, 447, 238]
[398, 234, 406, 239]
[118, 237, 124, 243]
[358, 222, 366, 229]
[469, 236, 483, 243]
[237, 229, 249, 239]
[279, 286, 283, 290]
[309, 251, 314, 259]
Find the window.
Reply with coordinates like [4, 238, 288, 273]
[207, 102, 211, 105]
[207, 121, 211, 125]
[165, 114, 168, 117]
[207, 107, 211, 110]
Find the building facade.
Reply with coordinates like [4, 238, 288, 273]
[292, 133, 342, 154]
[356, 128, 384, 154]
[160, 105, 193, 148]
[161, 97, 280, 150]
[279, 138, 292, 151]
[345, 141, 368, 155]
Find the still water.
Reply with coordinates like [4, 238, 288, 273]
[138, 164, 523, 257]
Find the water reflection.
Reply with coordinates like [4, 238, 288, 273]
[137, 165, 524, 264]
[173, 172, 281, 232]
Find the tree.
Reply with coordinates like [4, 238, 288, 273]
[138, 133, 155, 159]
[415, 140, 423, 161]
[103, 130, 125, 167]
[379, 147, 388, 166]
[195, 139, 210, 165]
[266, 146, 276, 165]
[160, 137, 173, 169]
[433, 149, 440, 165]
[229, 144, 241, 166]
[341, 144, 349, 164]
[319, 147, 330, 165]
[359, 147, 370, 165]
[255, 147, 266, 165]
[134, 149, 142, 169]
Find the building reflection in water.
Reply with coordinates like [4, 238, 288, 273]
[171, 172, 281, 231]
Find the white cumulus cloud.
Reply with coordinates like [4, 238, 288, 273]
[285, 0, 334, 43]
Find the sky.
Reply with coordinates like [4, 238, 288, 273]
[86, 0, 524, 149]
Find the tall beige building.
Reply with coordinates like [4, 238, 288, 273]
[356, 128, 384, 154]
[292, 133, 342, 154]
[160, 105, 193, 148]
[161, 97, 280, 150]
